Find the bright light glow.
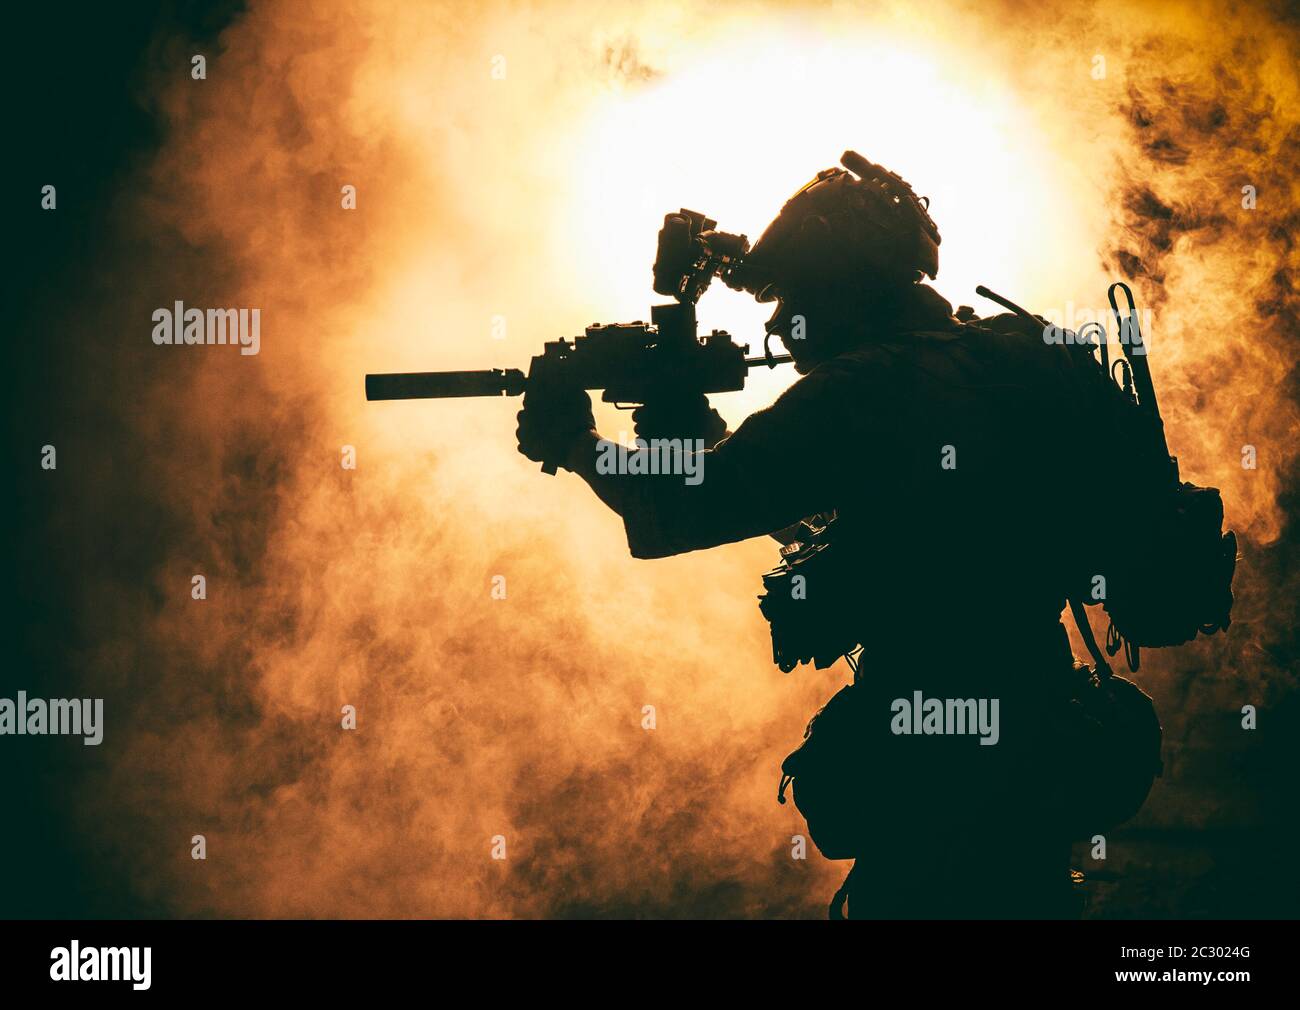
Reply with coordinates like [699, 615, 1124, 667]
[553, 21, 1098, 413]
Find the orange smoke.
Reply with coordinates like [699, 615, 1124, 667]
[62, 0, 1300, 916]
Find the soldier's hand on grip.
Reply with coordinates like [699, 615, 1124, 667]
[631, 393, 727, 446]
[515, 382, 595, 466]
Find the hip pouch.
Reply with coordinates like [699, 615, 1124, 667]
[778, 669, 1164, 861]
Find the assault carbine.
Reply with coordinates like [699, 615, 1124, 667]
[365, 302, 791, 473]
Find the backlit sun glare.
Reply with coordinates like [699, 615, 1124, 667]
[554, 23, 1101, 413]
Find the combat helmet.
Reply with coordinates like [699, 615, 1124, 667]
[732, 150, 942, 303]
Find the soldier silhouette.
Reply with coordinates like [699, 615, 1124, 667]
[515, 152, 1151, 919]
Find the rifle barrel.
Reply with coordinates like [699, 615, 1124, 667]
[365, 368, 527, 401]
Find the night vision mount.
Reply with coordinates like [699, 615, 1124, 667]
[651, 209, 753, 305]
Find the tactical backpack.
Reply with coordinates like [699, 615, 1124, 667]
[977, 281, 1238, 674]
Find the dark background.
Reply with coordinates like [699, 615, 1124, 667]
[7, 1, 246, 918]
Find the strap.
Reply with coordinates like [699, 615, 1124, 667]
[829, 862, 858, 920]
[1068, 597, 1112, 679]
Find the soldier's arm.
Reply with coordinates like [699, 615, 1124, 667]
[560, 356, 878, 558]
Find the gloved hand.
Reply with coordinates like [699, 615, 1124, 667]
[515, 380, 596, 467]
[631, 392, 727, 446]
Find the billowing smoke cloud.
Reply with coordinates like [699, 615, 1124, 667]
[51, 0, 1300, 917]
[1081, 4, 1300, 912]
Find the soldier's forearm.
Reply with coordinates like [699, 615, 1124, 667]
[560, 430, 723, 559]
[562, 430, 637, 518]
